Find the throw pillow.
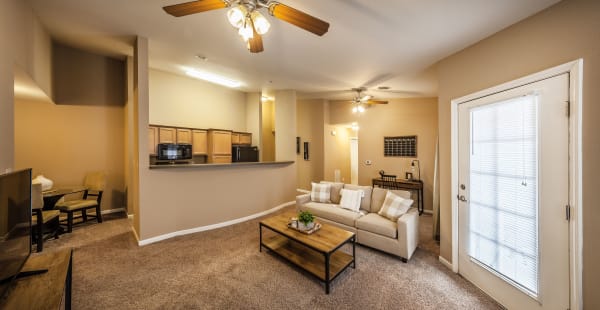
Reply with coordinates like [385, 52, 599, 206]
[320, 181, 344, 204]
[378, 191, 413, 221]
[339, 189, 362, 212]
[310, 182, 331, 203]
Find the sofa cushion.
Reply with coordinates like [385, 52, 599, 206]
[378, 191, 413, 221]
[310, 182, 331, 203]
[300, 202, 362, 227]
[371, 188, 413, 213]
[339, 188, 362, 212]
[356, 213, 397, 239]
[343, 184, 373, 212]
[320, 181, 344, 204]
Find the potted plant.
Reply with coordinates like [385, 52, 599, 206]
[298, 211, 315, 231]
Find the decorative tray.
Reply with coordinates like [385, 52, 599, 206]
[287, 221, 322, 235]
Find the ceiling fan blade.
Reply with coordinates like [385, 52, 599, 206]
[248, 21, 264, 53]
[269, 3, 330, 36]
[366, 100, 388, 105]
[163, 0, 227, 17]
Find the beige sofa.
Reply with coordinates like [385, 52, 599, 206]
[296, 183, 419, 262]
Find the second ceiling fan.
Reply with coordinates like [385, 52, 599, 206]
[163, 0, 330, 53]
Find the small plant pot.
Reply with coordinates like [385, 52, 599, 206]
[298, 222, 315, 231]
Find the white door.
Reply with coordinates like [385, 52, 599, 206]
[350, 138, 358, 185]
[458, 74, 570, 309]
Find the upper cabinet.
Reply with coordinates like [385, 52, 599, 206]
[192, 130, 208, 155]
[158, 127, 176, 144]
[148, 127, 158, 155]
[232, 132, 252, 145]
[207, 129, 232, 163]
[176, 128, 192, 144]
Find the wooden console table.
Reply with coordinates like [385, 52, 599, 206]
[372, 178, 424, 215]
[0, 248, 73, 310]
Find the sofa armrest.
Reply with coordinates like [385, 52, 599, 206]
[396, 208, 419, 260]
[296, 193, 310, 206]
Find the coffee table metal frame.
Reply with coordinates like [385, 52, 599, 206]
[259, 219, 356, 294]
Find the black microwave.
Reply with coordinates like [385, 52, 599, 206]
[157, 143, 192, 161]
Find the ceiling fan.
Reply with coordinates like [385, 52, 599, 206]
[163, 0, 330, 53]
[344, 87, 388, 113]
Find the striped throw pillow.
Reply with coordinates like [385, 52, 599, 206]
[378, 191, 413, 221]
[310, 182, 331, 203]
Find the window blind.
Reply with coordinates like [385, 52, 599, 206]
[468, 94, 539, 296]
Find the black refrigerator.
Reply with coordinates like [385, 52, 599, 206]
[232, 146, 259, 162]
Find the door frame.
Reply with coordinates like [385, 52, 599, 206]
[449, 59, 583, 310]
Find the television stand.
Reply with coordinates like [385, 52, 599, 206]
[0, 248, 73, 309]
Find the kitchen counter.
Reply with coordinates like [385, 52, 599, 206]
[149, 161, 294, 169]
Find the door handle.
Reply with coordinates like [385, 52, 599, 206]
[457, 195, 468, 202]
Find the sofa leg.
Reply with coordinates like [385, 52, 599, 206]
[400, 257, 408, 263]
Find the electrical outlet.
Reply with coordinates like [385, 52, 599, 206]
[365, 160, 372, 165]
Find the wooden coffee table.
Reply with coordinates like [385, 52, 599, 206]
[259, 211, 356, 294]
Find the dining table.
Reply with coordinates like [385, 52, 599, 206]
[41, 187, 87, 210]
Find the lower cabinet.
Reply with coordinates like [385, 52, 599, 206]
[209, 155, 232, 164]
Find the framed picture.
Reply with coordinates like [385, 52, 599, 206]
[405, 172, 413, 181]
[303, 142, 309, 161]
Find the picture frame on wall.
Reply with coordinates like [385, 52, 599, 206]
[303, 142, 309, 161]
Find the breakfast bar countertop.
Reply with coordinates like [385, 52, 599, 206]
[149, 161, 294, 169]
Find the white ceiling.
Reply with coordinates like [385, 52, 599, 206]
[27, 0, 560, 99]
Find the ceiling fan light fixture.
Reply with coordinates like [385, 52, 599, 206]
[352, 106, 358, 113]
[251, 11, 271, 35]
[357, 105, 365, 113]
[227, 5, 247, 28]
[238, 19, 254, 41]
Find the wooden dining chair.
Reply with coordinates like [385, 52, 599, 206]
[31, 183, 61, 252]
[54, 171, 106, 233]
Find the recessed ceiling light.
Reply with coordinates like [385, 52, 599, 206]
[184, 68, 241, 88]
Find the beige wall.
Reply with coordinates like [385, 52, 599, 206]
[327, 97, 438, 211]
[245, 93, 261, 146]
[52, 41, 125, 106]
[0, 0, 52, 172]
[296, 99, 325, 189]
[274, 90, 297, 161]
[436, 0, 599, 307]
[323, 125, 353, 184]
[149, 69, 247, 130]
[261, 100, 275, 162]
[14, 99, 125, 210]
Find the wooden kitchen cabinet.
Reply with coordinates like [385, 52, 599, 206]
[148, 126, 158, 155]
[192, 130, 208, 155]
[232, 132, 252, 145]
[231, 132, 240, 145]
[239, 133, 252, 145]
[207, 129, 232, 163]
[158, 127, 176, 144]
[176, 128, 192, 144]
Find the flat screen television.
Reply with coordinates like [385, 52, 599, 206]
[0, 168, 32, 300]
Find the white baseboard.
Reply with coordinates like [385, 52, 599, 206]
[439, 256, 454, 271]
[137, 201, 295, 246]
[101, 208, 126, 215]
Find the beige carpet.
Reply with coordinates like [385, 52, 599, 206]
[38, 207, 501, 309]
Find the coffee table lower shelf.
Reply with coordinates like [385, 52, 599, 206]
[262, 235, 354, 282]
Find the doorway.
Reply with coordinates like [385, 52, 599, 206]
[450, 60, 583, 309]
